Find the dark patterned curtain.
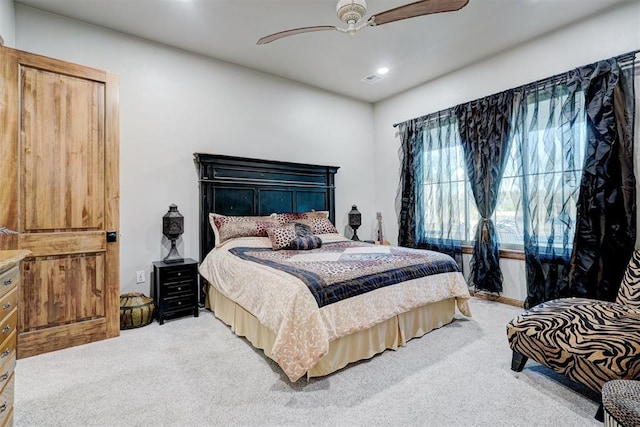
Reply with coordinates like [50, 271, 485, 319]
[569, 57, 636, 302]
[397, 120, 421, 248]
[396, 52, 636, 304]
[511, 81, 586, 308]
[511, 54, 637, 308]
[455, 93, 514, 293]
[397, 112, 464, 265]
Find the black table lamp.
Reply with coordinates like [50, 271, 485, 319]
[348, 204, 361, 241]
[162, 204, 184, 263]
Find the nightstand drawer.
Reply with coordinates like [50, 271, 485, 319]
[163, 282, 194, 298]
[0, 267, 18, 300]
[163, 267, 196, 283]
[164, 295, 194, 312]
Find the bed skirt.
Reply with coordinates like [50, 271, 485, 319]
[206, 284, 456, 379]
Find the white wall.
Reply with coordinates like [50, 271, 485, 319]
[15, 5, 376, 295]
[0, 0, 15, 46]
[12, 1, 640, 303]
[373, 0, 640, 301]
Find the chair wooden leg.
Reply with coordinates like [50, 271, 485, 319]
[595, 403, 604, 422]
[511, 351, 528, 372]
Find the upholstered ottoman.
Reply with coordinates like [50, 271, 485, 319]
[602, 380, 640, 427]
[120, 292, 155, 329]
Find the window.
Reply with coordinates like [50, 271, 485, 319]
[419, 89, 586, 251]
[419, 117, 477, 245]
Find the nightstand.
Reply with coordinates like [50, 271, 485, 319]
[152, 258, 199, 325]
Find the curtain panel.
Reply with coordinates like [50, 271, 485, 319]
[455, 93, 514, 294]
[397, 113, 464, 266]
[569, 57, 637, 302]
[511, 79, 586, 308]
[515, 55, 637, 307]
[397, 120, 421, 248]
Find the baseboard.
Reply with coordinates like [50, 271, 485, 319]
[471, 291, 524, 308]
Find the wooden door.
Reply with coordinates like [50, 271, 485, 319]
[0, 47, 120, 358]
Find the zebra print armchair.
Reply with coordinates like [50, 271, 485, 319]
[506, 250, 640, 419]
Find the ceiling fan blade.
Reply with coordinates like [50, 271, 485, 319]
[371, 0, 469, 26]
[257, 26, 337, 45]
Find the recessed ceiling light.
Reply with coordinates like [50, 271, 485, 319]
[377, 67, 389, 75]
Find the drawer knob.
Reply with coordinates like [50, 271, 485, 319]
[1, 325, 10, 334]
[0, 403, 6, 413]
[177, 273, 182, 276]
[2, 303, 10, 310]
[0, 373, 8, 383]
[0, 349, 10, 359]
[178, 302, 182, 305]
[3, 279, 11, 287]
[178, 287, 182, 291]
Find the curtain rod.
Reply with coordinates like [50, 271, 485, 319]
[392, 49, 640, 128]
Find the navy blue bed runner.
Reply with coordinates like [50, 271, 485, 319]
[229, 241, 459, 307]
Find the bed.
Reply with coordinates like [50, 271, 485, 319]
[194, 153, 471, 382]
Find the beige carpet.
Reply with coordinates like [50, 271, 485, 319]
[15, 298, 600, 426]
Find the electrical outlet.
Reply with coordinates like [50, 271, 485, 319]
[136, 270, 145, 284]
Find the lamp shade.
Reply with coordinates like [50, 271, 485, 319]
[348, 204, 361, 241]
[162, 204, 184, 240]
[348, 205, 361, 228]
[162, 204, 184, 263]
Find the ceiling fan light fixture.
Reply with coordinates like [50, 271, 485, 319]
[257, 0, 468, 45]
[336, 0, 368, 24]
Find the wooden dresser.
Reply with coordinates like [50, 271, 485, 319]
[0, 250, 30, 427]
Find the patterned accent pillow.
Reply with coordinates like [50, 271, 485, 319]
[289, 235, 322, 250]
[292, 217, 338, 235]
[266, 224, 298, 250]
[293, 222, 313, 237]
[274, 211, 329, 226]
[209, 213, 278, 246]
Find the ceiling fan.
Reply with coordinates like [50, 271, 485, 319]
[257, 0, 469, 45]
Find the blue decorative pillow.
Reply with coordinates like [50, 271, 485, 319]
[291, 217, 338, 234]
[292, 222, 313, 237]
[289, 235, 322, 250]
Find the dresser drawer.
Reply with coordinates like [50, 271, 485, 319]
[0, 290, 17, 323]
[1, 407, 12, 427]
[0, 373, 13, 427]
[0, 267, 18, 300]
[0, 332, 15, 367]
[0, 312, 16, 343]
[0, 355, 15, 394]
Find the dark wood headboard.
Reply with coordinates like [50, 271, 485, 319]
[193, 153, 340, 261]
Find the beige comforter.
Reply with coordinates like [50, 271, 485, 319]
[199, 234, 471, 381]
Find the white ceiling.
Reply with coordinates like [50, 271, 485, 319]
[15, 0, 634, 103]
